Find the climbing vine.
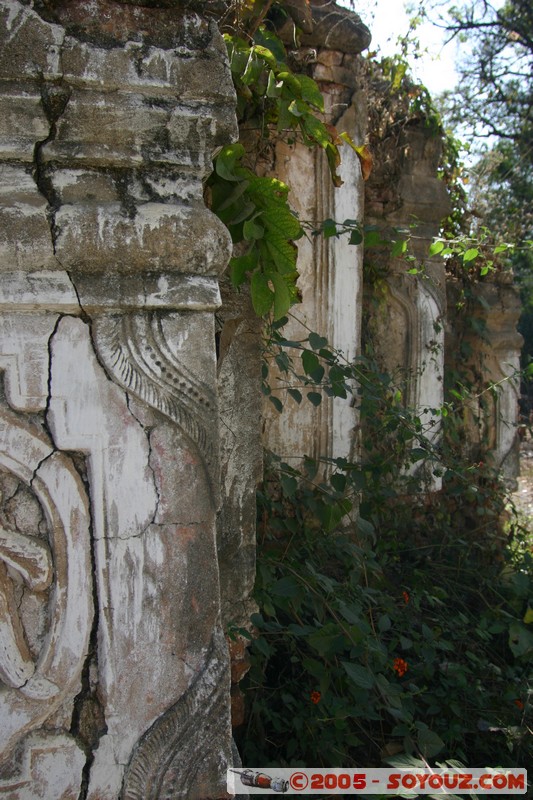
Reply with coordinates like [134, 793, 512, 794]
[214, 0, 533, 782]
[238, 327, 533, 774]
[207, 9, 370, 319]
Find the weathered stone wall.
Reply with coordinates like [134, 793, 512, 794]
[0, 1, 239, 797]
[362, 75, 451, 489]
[0, 1, 524, 797]
[446, 275, 523, 485]
[262, 3, 370, 467]
[362, 72, 522, 490]
[261, 2, 522, 490]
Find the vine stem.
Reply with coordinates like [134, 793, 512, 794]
[248, 0, 274, 38]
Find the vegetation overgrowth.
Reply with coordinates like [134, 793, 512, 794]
[237, 325, 532, 781]
[211, 0, 533, 787]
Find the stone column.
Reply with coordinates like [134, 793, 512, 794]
[364, 122, 451, 489]
[446, 275, 523, 486]
[0, 1, 236, 798]
[262, 2, 371, 466]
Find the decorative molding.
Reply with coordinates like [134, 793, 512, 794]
[0, 732, 85, 798]
[94, 312, 218, 484]
[0, 270, 221, 313]
[121, 634, 229, 800]
[0, 408, 92, 757]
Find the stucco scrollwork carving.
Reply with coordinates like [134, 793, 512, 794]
[0, 408, 93, 758]
[0, 526, 52, 689]
[94, 312, 218, 486]
[120, 633, 229, 800]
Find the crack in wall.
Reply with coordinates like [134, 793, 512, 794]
[43, 312, 65, 444]
[32, 75, 72, 256]
[70, 521, 107, 800]
[40, 315, 106, 800]
[124, 393, 162, 526]
[66, 272, 91, 326]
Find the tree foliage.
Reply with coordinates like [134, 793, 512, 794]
[405, 0, 533, 395]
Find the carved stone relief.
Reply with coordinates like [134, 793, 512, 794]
[0, 407, 92, 797]
[263, 67, 366, 466]
[93, 311, 219, 491]
[0, 0, 237, 796]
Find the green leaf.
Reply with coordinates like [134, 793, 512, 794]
[269, 395, 283, 413]
[324, 141, 343, 187]
[307, 391, 322, 407]
[288, 98, 306, 118]
[308, 628, 345, 657]
[329, 364, 347, 398]
[251, 44, 278, 70]
[277, 70, 303, 97]
[287, 623, 316, 637]
[337, 602, 364, 626]
[269, 270, 292, 320]
[429, 240, 445, 256]
[215, 143, 245, 182]
[322, 218, 338, 238]
[330, 472, 346, 492]
[508, 622, 533, 658]
[241, 174, 301, 281]
[391, 238, 408, 257]
[463, 247, 479, 262]
[242, 50, 264, 86]
[303, 657, 326, 680]
[319, 497, 351, 532]
[243, 217, 264, 241]
[356, 516, 375, 537]
[297, 75, 325, 112]
[364, 229, 384, 248]
[280, 473, 298, 497]
[300, 112, 331, 148]
[253, 636, 272, 658]
[349, 228, 363, 245]
[253, 27, 287, 63]
[410, 447, 427, 462]
[302, 349, 320, 375]
[216, 178, 250, 212]
[270, 576, 301, 597]
[225, 199, 257, 228]
[250, 271, 274, 316]
[309, 332, 328, 350]
[378, 614, 392, 632]
[338, 132, 373, 180]
[277, 98, 298, 131]
[266, 69, 281, 98]
[417, 727, 445, 758]
[342, 661, 375, 689]
[229, 249, 258, 287]
[287, 388, 302, 404]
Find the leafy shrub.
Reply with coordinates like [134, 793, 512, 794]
[236, 334, 533, 774]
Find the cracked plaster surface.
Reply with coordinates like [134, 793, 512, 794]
[0, 2, 237, 796]
[1, 0, 235, 280]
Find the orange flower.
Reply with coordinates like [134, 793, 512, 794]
[402, 591, 410, 604]
[310, 690, 321, 704]
[393, 657, 408, 677]
[514, 699, 524, 710]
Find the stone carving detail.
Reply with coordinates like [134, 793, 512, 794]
[0, 732, 86, 799]
[0, 522, 52, 689]
[121, 633, 229, 800]
[0, 408, 92, 758]
[94, 312, 217, 482]
[1, 0, 237, 795]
